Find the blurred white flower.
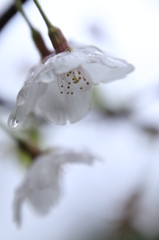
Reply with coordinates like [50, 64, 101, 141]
[8, 45, 134, 128]
[13, 148, 96, 227]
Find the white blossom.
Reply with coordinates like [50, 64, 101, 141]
[8, 45, 134, 128]
[13, 148, 96, 227]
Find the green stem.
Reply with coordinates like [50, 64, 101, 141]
[15, 0, 52, 58]
[33, 0, 54, 29]
[33, 0, 70, 54]
[15, 0, 33, 29]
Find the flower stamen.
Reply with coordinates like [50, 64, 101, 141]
[73, 74, 79, 84]
[57, 67, 89, 96]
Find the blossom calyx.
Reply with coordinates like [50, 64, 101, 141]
[48, 27, 71, 54]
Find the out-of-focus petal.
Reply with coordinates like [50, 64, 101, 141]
[13, 148, 97, 226]
[52, 148, 96, 165]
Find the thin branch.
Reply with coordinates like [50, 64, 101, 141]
[0, 0, 29, 30]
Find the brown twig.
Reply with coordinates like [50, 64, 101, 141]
[0, 0, 29, 30]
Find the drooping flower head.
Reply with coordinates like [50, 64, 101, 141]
[8, 45, 134, 128]
[13, 148, 96, 226]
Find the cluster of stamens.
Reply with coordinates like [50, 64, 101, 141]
[58, 68, 90, 95]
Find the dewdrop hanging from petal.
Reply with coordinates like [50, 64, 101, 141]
[8, 0, 134, 128]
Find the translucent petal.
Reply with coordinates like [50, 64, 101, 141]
[26, 62, 57, 84]
[12, 191, 23, 227]
[43, 48, 134, 83]
[53, 148, 96, 165]
[37, 74, 93, 124]
[81, 59, 134, 84]
[27, 185, 61, 215]
[13, 148, 97, 226]
[76, 45, 105, 55]
[8, 82, 47, 128]
[44, 50, 89, 75]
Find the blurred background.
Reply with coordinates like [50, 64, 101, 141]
[1, 0, 159, 239]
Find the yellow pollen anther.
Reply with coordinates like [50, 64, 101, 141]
[83, 77, 86, 81]
[61, 91, 63, 94]
[68, 82, 71, 84]
[72, 78, 74, 80]
[67, 86, 70, 89]
[78, 76, 81, 80]
[66, 73, 69, 77]
[69, 71, 72, 74]
[86, 82, 89, 85]
[80, 87, 83, 90]
[78, 71, 81, 74]
[71, 92, 73, 94]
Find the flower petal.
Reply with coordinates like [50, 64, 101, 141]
[81, 59, 134, 84]
[9, 44, 135, 127]
[8, 82, 47, 128]
[12, 191, 23, 227]
[37, 76, 93, 124]
[45, 50, 88, 75]
[53, 148, 96, 165]
[26, 62, 57, 84]
[13, 148, 97, 226]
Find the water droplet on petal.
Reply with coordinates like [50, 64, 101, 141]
[9, 118, 19, 128]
